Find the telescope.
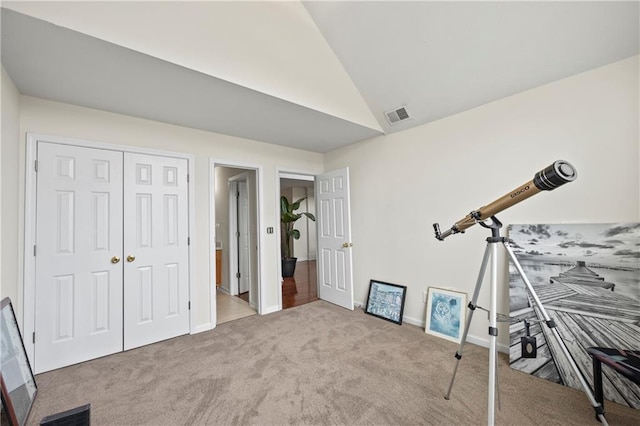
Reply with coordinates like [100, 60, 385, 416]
[433, 160, 577, 240]
[437, 159, 607, 425]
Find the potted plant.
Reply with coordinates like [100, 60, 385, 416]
[281, 195, 316, 277]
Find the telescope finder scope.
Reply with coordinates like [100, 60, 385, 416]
[433, 160, 577, 240]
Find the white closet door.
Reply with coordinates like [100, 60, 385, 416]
[123, 153, 190, 350]
[35, 143, 123, 373]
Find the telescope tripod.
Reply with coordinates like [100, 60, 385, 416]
[444, 215, 608, 426]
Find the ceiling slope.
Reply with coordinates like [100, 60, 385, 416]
[304, 1, 640, 135]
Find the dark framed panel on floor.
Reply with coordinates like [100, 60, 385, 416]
[365, 280, 407, 324]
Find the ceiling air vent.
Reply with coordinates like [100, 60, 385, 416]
[385, 106, 411, 125]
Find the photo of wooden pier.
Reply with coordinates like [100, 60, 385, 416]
[507, 223, 640, 410]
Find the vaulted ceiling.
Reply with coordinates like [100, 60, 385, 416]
[2, 1, 638, 153]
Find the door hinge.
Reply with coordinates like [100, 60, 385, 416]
[236, 272, 241, 278]
[34, 160, 38, 172]
[188, 301, 191, 310]
[187, 174, 190, 183]
[33, 332, 35, 344]
[187, 237, 190, 246]
[33, 245, 37, 256]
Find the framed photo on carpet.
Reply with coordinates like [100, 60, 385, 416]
[425, 287, 466, 343]
[1, 297, 37, 426]
[365, 280, 407, 324]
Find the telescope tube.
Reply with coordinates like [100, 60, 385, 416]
[434, 160, 576, 240]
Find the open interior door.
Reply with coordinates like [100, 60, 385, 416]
[316, 167, 353, 310]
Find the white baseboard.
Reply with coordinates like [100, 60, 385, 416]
[261, 304, 280, 315]
[403, 314, 508, 354]
[401, 314, 424, 328]
[295, 255, 317, 262]
[465, 334, 509, 354]
[192, 322, 213, 334]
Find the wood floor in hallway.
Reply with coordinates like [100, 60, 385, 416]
[283, 260, 317, 309]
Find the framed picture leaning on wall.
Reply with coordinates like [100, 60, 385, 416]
[365, 280, 407, 325]
[425, 287, 467, 343]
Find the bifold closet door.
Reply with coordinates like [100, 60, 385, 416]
[34, 143, 124, 373]
[123, 153, 190, 350]
[34, 143, 191, 372]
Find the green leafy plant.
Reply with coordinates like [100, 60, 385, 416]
[281, 195, 316, 259]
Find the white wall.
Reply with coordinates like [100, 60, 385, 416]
[1, 66, 21, 317]
[324, 56, 639, 349]
[8, 96, 323, 330]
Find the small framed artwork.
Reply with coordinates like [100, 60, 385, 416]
[1, 297, 38, 426]
[425, 287, 467, 343]
[365, 280, 407, 325]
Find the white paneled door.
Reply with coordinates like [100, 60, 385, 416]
[34, 143, 190, 372]
[35, 143, 124, 373]
[316, 167, 354, 310]
[238, 180, 251, 295]
[123, 153, 190, 350]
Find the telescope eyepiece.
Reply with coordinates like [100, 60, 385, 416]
[533, 160, 577, 191]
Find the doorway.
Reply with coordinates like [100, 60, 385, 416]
[278, 167, 355, 311]
[213, 165, 259, 324]
[279, 173, 318, 309]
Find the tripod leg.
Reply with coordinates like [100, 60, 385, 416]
[488, 242, 499, 425]
[504, 243, 608, 426]
[496, 349, 501, 411]
[445, 243, 492, 400]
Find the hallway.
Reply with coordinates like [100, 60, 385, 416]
[217, 259, 317, 324]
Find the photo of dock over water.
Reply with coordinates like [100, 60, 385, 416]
[507, 223, 640, 410]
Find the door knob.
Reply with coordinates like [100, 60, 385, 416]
[342, 242, 353, 248]
[111, 256, 121, 264]
[127, 255, 136, 263]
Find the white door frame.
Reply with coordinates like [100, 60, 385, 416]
[276, 169, 317, 311]
[23, 133, 196, 367]
[209, 159, 264, 322]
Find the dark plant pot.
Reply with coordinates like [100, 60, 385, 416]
[282, 257, 297, 278]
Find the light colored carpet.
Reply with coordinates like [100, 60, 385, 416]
[28, 301, 639, 425]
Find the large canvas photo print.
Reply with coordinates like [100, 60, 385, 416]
[508, 223, 640, 409]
